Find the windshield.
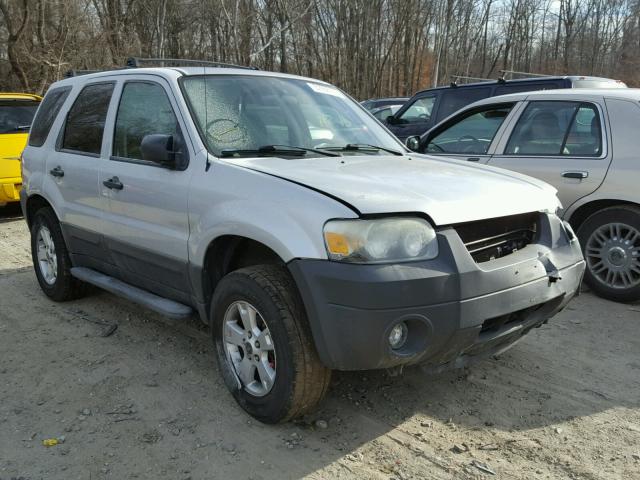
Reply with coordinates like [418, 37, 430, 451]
[0, 100, 39, 134]
[181, 75, 404, 157]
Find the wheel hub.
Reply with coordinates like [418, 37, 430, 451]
[36, 225, 57, 285]
[222, 300, 276, 397]
[585, 222, 640, 290]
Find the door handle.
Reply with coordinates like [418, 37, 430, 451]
[467, 157, 480, 162]
[562, 171, 589, 179]
[103, 176, 124, 190]
[49, 166, 64, 178]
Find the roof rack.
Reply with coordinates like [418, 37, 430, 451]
[450, 74, 493, 87]
[64, 69, 102, 78]
[499, 69, 553, 80]
[126, 57, 258, 70]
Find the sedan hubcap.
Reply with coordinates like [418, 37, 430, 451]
[223, 301, 276, 397]
[586, 222, 640, 290]
[36, 226, 57, 285]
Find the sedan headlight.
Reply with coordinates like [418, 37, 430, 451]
[323, 217, 438, 263]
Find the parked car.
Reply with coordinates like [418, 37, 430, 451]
[21, 60, 584, 423]
[0, 93, 41, 206]
[385, 76, 626, 142]
[361, 97, 408, 111]
[371, 104, 403, 121]
[407, 88, 640, 302]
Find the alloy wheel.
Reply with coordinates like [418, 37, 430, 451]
[222, 300, 276, 397]
[36, 225, 58, 285]
[585, 222, 640, 290]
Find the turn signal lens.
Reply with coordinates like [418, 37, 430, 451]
[324, 232, 350, 255]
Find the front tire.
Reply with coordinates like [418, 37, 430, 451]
[211, 265, 331, 423]
[577, 205, 640, 302]
[30, 207, 88, 301]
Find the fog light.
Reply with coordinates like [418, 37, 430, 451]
[388, 322, 408, 349]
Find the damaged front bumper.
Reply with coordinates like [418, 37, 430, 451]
[289, 212, 585, 371]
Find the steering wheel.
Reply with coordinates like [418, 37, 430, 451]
[206, 118, 247, 144]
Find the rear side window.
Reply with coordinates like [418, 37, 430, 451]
[28, 88, 70, 147]
[61, 83, 114, 155]
[494, 82, 563, 96]
[436, 87, 491, 121]
[505, 101, 602, 156]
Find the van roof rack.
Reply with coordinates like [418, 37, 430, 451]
[64, 69, 102, 78]
[126, 57, 258, 70]
[499, 69, 553, 80]
[450, 75, 493, 87]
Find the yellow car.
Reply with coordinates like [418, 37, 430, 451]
[0, 93, 41, 206]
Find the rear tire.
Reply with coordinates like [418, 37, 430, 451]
[211, 264, 331, 423]
[30, 207, 88, 301]
[576, 205, 640, 303]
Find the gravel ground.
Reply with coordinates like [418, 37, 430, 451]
[1, 205, 639, 480]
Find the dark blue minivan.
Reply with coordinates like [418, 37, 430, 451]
[384, 75, 625, 142]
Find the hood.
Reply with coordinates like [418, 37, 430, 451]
[220, 154, 559, 225]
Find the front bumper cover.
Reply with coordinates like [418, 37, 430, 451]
[288, 213, 585, 371]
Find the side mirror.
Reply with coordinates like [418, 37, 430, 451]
[386, 115, 398, 125]
[405, 136, 420, 152]
[141, 134, 177, 168]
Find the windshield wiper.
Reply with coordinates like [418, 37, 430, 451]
[8, 125, 30, 132]
[220, 144, 340, 158]
[324, 143, 404, 156]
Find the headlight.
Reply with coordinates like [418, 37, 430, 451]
[323, 217, 438, 263]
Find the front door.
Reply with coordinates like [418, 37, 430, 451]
[100, 78, 194, 303]
[487, 99, 612, 211]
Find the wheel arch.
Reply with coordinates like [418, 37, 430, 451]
[566, 198, 640, 232]
[25, 194, 57, 228]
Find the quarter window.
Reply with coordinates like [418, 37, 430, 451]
[29, 88, 70, 147]
[425, 105, 513, 155]
[505, 101, 602, 156]
[113, 82, 181, 161]
[397, 96, 436, 123]
[61, 83, 114, 155]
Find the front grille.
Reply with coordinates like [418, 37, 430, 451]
[479, 304, 544, 334]
[455, 212, 539, 263]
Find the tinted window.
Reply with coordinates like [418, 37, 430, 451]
[0, 100, 39, 135]
[495, 82, 562, 96]
[425, 105, 513, 155]
[113, 82, 181, 161]
[28, 88, 70, 147]
[62, 83, 114, 155]
[505, 101, 602, 156]
[436, 87, 491, 121]
[397, 96, 436, 123]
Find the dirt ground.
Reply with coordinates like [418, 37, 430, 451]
[1, 204, 639, 480]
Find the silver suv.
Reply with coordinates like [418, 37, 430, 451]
[409, 89, 640, 302]
[21, 61, 584, 423]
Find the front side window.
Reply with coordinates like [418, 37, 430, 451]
[29, 88, 70, 147]
[113, 82, 181, 161]
[397, 96, 435, 124]
[62, 83, 114, 155]
[505, 101, 602, 156]
[424, 105, 513, 155]
[181, 75, 402, 156]
[0, 99, 39, 135]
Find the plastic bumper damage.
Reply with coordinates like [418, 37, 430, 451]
[289, 213, 585, 371]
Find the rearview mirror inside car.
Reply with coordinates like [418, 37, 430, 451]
[141, 134, 177, 168]
[386, 115, 398, 125]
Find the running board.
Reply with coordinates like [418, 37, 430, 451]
[70, 267, 193, 319]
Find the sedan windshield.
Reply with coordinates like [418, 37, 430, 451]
[181, 75, 404, 157]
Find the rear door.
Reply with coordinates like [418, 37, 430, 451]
[46, 81, 116, 270]
[487, 98, 611, 210]
[100, 76, 194, 303]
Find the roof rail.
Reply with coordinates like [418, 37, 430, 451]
[499, 69, 553, 80]
[126, 57, 258, 70]
[64, 69, 102, 78]
[449, 74, 493, 87]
